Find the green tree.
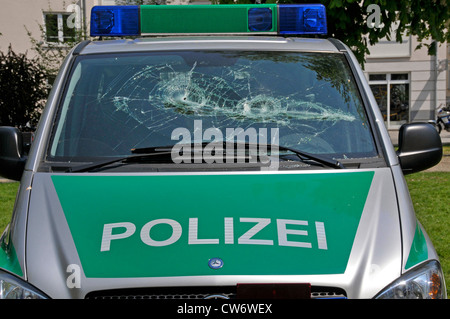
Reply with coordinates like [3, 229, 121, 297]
[26, 23, 83, 84]
[217, 0, 450, 65]
[0, 45, 49, 128]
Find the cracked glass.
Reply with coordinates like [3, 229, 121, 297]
[48, 51, 377, 163]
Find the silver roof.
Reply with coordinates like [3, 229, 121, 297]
[79, 36, 341, 55]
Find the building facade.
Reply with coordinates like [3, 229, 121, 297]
[364, 31, 448, 129]
[0, 0, 89, 56]
[0, 0, 200, 56]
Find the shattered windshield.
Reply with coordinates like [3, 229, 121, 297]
[48, 50, 377, 164]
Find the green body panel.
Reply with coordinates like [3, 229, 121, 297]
[0, 234, 23, 277]
[140, 4, 277, 34]
[52, 172, 374, 278]
[405, 222, 429, 270]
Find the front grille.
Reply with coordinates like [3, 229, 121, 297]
[311, 286, 347, 299]
[85, 286, 346, 300]
[86, 287, 236, 300]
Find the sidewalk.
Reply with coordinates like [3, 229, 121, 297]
[388, 128, 450, 147]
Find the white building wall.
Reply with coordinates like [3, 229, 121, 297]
[0, 0, 100, 57]
[364, 35, 447, 128]
[0, 0, 198, 57]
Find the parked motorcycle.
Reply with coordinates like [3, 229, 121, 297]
[431, 105, 450, 134]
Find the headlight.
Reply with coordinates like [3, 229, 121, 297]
[375, 260, 447, 299]
[0, 269, 48, 299]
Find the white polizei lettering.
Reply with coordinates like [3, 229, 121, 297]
[188, 218, 219, 244]
[140, 219, 182, 247]
[277, 219, 312, 248]
[238, 218, 273, 245]
[99, 218, 328, 251]
[101, 222, 136, 252]
[224, 217, 234, 244]
[315, 221, 328, 250]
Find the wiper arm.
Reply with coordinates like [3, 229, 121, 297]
[274, 144, 345, 169]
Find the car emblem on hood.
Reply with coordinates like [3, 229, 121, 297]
[204, 294, 230, 299]
[208, 258, 224, 269]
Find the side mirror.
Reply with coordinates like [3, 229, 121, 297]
[397, 123, 442, 175]
[0, 126, 27, 181]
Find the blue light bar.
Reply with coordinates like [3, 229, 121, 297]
[90, 4, 327, 37]
[279, 4, 327, 35]
[248, 7, 274, 32]
[91, 6, 139, 37]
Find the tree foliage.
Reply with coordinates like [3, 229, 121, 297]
[218, 0, 449, 65]
[26, 24, 82, 82]
[0, 46, 49, 128]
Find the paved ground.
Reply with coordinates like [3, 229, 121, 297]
[426, 155, 450, 172]
[1, 130, 449, 183]
[0, 178, 15, 183]
[388, 128, 450, 147]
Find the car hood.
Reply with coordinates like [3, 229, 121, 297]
[25, 169, 401, 298]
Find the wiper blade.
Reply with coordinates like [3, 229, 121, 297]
[66, 151, 172, 173]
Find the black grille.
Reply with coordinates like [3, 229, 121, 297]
[85, 286, 346, 300]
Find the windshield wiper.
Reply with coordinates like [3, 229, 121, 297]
[66, 141, 344, 173]
[273, 144, 345, 169]
[66, 141, 247, 173]
[66, 151, 173, 173]
[132, 141, 345, 169]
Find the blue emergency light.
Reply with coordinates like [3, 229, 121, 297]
[90, 4, 327, 37]
[91, 5, 140, 36]
[278, 4, 327, 35]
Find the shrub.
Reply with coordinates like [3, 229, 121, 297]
[0, 45, 49, 128]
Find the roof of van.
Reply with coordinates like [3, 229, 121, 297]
[77, 36, 343, 55]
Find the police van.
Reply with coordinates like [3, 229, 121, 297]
[0, 4, 446, 299]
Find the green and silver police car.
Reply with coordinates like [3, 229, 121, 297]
[0, 4, 446, 299]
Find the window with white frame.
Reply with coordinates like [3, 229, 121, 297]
[44, 12, 77, 44]
[100, 0, 118, 5]
[369, 73, 410, 128]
